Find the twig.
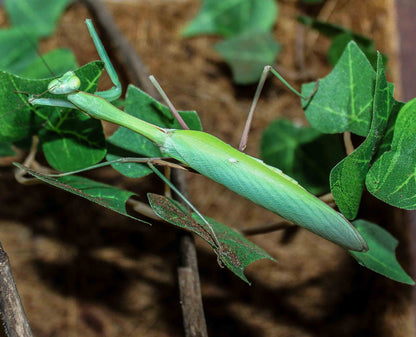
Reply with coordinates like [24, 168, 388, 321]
[82, 2, 208, 336]
[319, 192, 335, 204]
[127, 199, 160, 220]
[172, 170, 208, 337]
[0, 242, 34, 337]
[306, 0, 339, 50]
[343, 131, 354, 155]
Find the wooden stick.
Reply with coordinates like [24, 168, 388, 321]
[0, 243, 34, 337]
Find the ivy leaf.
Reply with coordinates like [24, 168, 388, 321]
[106, 85, 201, 178]
[366, 98, 416, 209]
[350, 220, 414, 285]
[373, 99, 405, 159]
[182, 0, 278, 38]
[148, 193, 275, 284]
[0, 28, 38, 75]
[0, 72, 57, 142]
[37, 62, 107, 172]
[39, 111, 107, 172]
[5, 0, 73, 38]
[214, 31, 280, 84]
[19, 48, 78, 79]
[327, 33, 388, 69]
[0, 61, 107, 171]
[14, 163, 149, 225]
[260, 119, 344, 195]
[330, 54, 393, 219]
[301, 41, 376, 137]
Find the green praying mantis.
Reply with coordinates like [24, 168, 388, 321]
[23, 19, 368, 252]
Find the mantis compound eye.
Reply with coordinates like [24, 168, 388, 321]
[48, 71, 81, 94]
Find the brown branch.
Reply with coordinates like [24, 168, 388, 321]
[171, 170, 208, 337]
[82, 2, 208, 336]
[0, 243, 34, 337]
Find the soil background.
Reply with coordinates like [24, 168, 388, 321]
[0, 0, 414, 336]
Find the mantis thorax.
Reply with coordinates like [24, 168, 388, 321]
[48, 71, 81, 95]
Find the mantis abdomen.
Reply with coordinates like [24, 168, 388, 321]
[162, 129, 368, 252]
[67, 92, 368, 252]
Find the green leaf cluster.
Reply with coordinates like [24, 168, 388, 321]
[183, 0, 280, 84]
[297, 41, 416, 222]
[1, 0, 76, 77]
[298, 15, 387, 69]
[260, 41, 414, 284]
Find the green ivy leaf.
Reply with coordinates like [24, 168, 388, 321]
[19, 48, 78, 79]
[40, 111, 107, 172]
[0, 61, 107, 171]
[328, 33, 388, 69]
[302, 41, 376, 136]
[214, 31, 280, 84]
[0, 73, 56, 142]
[366, 98, 416, 209]
[148, 193, 275, 284]
[260, 119, 344, 195]
[5, 0, 73, 38]
[14, 163, 149, 225]
[106, 85, 202, 178]
[330, 54, 393, 219]
[350, 220, 414, 285]
[38, 62, 106, 172]
[374, 99, 405, 158]
[0, 28, 38, 75]
[183, 0, 278, 38]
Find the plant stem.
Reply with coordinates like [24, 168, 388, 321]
[172, 170, 208, 337]
[343, 131, 354, 155]
[0, 242, 34, 337]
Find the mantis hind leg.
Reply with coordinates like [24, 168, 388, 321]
[238, 65, 319, 151]
[85, 19, 122, 102]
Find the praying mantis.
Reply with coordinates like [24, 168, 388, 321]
[25, 19, 368, 252]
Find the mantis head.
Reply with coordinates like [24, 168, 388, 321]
[48, 71, 81, 95]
